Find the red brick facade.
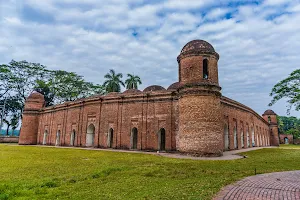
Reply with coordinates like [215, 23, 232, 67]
[19, 40, 279, 156]
[279, 134, 293, 144]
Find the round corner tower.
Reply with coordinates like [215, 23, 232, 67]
[19, 92, 45, 145]
[262, 109, 279, 146]
[177, 40, 223, 156]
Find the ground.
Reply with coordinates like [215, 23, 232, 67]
[0, 144, 300, 200]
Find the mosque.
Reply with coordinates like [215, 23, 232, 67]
[19, 40, 279, 156]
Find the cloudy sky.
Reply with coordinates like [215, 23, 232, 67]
[1, 0, 300, 117]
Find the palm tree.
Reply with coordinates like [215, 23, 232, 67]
[103, 69, 125, 92]
[125, 74, 142, 89]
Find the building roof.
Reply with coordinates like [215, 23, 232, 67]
[167, 82, 182, 90]
[122, 89, 142, 94]
[143, 85, 166, 92]
[180, 40, 215, 54]
[263, 109, 277, 115]
[27, 92, 44, 100]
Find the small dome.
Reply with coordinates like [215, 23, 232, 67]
[167, 82, 182, 90]
[28, 92, 44, 100]
[181, 40, 215, 54]
[123, 89, 142, 94]
[263, 110, 277, 115]
[143, 85, 166, 92]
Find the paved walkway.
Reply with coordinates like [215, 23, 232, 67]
[214, 171, 300, 200]
[15, 144, 274, 160]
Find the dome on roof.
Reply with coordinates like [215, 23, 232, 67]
[27, 92, 44, 100]
[106, 92, 119, 96]
[263, 110, 277, 115]
[180, 40, 215, 54]
[123, 89, 142, 94]
[143, 85, 166, 92]
[167, 82, 182, 90]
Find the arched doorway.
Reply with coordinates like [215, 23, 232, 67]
[234, 126, 238, 149]
[70, 130, 76, 146]
[108, 128, 114, 148]
[241, 129, 244, 148]
[284, 137, 289, 144]
[43, 130, 48, 145]
[55, 130, 61, 146]
[247, 128, 250, 147]
[158, 128, 166, 151]
[86, 124, 95, 147]
[251, 127, 255, 147]
[224, 124, 229, 150]
[131, 127, 138, 149]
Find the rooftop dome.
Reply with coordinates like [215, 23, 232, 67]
[122, 89, 142, 94]
[167, 82, 182, 90]
[106, 92, 119, 96]
[27, 92, 44, 100]
[263, 110, 277, 115]
[180, 40, 215, 54]
[143, 85, 166, 92]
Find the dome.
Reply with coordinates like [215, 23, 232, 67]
[27, 92, 44, 100]
[263, 110, 277, 115]
[143, 85, 166, 92]
[106, 92, 119, 96]
[180, 40, 215, 54]
[167, 82, 182, 90]
[123, 89, 142, 94]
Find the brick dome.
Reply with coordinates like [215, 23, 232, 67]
[106, 92, 119, 96]
[123, 89, 142, 94]
[263, 110, 277, 115]
[143, 85, 166, 92]
[181, 40, 215, 54]
[167, 82, 182, 90]
[28, 92, 44, 100]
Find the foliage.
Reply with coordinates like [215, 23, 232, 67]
[0, 65, 14, 99]
[269, 69, 300, 114]
[0, 145, 300, 200]
[103, 69, 125, 93]
[277, 116, 300, 138]
[125, 74, 142, 89]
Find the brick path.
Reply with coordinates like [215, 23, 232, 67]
[214, 171, 300, 200]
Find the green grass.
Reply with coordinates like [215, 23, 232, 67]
[280, 144, 300, 149]
[1, 145, 300, 200]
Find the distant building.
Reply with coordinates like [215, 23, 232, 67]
[19, 40, 279, 156]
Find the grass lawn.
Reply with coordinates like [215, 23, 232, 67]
[1, 145, 300, 200]
[279, 144, 300, 149]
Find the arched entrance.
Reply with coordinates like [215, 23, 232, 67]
[251, 127, 255, 147]
[131, 127, 138, 149]
[43, 130, 48, 145]
[108, 128, 114, 148]
[55, 130, 61, 146]
[86, 124, 95, 147]
[158, 128, 166, 151]
[284, 137, 289, 144]
[234, 126, 238, 149]
[247, 128, 250, 147]
[241, 129, 244, 148]
[70, 130, 76, 146]
[224, 124, 229, 150]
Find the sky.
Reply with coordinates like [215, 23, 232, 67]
[1, 0, 300, 117]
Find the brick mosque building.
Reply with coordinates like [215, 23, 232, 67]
[19, 40, 280, 156]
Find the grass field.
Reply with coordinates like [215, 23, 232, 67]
[280, 144, 300, 149]
[1, 145, 300, 200]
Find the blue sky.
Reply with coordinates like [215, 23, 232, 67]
[1, 0, 300, 117]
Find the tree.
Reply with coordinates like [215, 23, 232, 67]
[103, 69, 125, 92]
[34, 80, 55, 106]
[125, 74, 142, 89]
[269, 69, 300, 114]
[0, 65, 14, 99]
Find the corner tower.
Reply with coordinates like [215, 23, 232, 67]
[177, 40, 223, 156]
[263, 110, 279, 146]
[19, 92, 45, 145]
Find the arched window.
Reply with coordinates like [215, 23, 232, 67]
[224, 124, 229, 150]
[131, 127, 138, 149]
[234, 126, 237, 149]
[55, 130, 61, 146]
[43, 130, 48, 145]
[241, 128, 244, 148]
[268, 116, 271, 123]
[158, 128, 166, 151]
[203, 59, 209, 79]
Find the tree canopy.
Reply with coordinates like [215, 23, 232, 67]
[278, 116, 300, 139]
[103, 69, 125, 93]
[125, 74, 142, 89]
[269, 69, 300, 114]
